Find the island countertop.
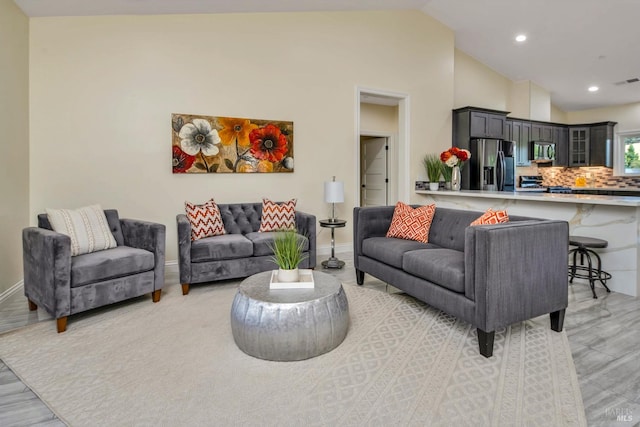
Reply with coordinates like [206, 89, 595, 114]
[415, 189, 640, 207]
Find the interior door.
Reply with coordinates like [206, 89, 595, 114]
[360, 137, 388, 206]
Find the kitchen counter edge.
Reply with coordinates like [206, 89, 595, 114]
[415, 189, 640, 207]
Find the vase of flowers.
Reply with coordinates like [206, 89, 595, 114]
[423, 154, 443, 191]
[440, 147, 471, 191]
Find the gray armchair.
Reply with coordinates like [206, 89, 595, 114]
[22, 209, 166, 332]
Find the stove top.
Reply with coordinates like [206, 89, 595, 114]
[546, 186, 573, 194]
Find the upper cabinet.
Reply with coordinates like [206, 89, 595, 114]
[453, 107, 508, 141]
[511, 120, 531, 166]
[569, 122, 616, 167]
[569, 127, 589, 166]
[531, 122, 554, 143]
[553, 126, 569, 167]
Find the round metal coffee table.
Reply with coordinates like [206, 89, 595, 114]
[230, 270, 349, 361]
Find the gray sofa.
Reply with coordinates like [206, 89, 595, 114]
[353, 205, 569, 357]
[177, 202, 316, 294]
[23, 210, 166, 332]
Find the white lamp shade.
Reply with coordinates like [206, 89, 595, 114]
[324, 181, 344, 203]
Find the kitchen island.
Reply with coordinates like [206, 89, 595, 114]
[415, 189, 640, 297]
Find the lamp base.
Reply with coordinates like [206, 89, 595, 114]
[322, 257, 345, 269]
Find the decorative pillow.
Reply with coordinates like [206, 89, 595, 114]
[470, 208, 510, 226]
[259, 198, 297, 232]
[386, 202, 436, 243]
[185, 199, 226, 241]
[46, 204, 117, 256]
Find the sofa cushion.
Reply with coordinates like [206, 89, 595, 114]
[71, 246, 154, 288]
[362, 236, 436, 269]
[386, 202, 436, 243]
[185, 199, 226, 240]
[259, 198, 297, 232]
[46, 204, 118, 256]
[470, 208, 510, 226]
[246, 231, 309, 257]
[191, 234, 253, 262]
[219, 203, 262, 235]
[402, 248, 465, 293]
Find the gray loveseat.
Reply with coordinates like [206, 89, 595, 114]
[353, 205, 569, 357]
[177, 202, 316, 294]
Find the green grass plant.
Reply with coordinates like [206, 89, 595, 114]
[269, 229, 308, 270]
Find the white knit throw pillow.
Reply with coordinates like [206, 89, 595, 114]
[46, 204, 117, 256]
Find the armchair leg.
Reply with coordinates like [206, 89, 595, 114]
[28, 299, 38, 311]
[56, 317, 68, 333]
[550, 309, 566, 332]
[152, 289, 162, 303]
[181, 283, 190, 295]
[477, 329, 495, 358]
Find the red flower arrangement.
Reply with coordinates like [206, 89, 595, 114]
[440, 147, 471, 168]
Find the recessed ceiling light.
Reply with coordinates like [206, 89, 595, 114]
[515, 34, 527, 42]
[588, 86, 599, 92]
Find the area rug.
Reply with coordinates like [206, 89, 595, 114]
[0, 282, 586, 426]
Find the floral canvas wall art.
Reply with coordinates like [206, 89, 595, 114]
[172, 114, 294, 173]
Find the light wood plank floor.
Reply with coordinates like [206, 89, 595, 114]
[1, 256, 639, 427]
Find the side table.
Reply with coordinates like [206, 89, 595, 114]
[319, 218, 346, 269]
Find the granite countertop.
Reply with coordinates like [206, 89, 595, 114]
[415, 189, 640, 207]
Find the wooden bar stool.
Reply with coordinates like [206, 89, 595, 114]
[568, 236, 611, 299]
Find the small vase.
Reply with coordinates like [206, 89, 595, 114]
[451, 166, 461, 191]
[444, 181, 452, 190]
[278, 268, 299, 283]
[429, 182, 439, 191]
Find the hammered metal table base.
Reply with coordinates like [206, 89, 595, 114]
[230, 270, 349, 361]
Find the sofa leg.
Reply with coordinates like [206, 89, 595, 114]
[477, 329, 495, 358]
[550, 309, 566, 332]
[152, 289, 162, 303]
[181, 283, 190, 295]
[28, 299, 38, 311]
[356, 270, 364, 286]
[56, 317, 68, 333]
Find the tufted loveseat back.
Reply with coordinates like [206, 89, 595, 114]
[217, 203, 264, 235]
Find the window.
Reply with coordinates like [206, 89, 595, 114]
[614, 130, 640, 176]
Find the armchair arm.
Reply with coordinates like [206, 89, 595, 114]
[120, 218, 166, 290]
[295, 210, 317, 268]
[467, 220, 569, 332]
[176, 214, 192, 284]
[353, 206, 395, 268]
[22, 227, 72, 319]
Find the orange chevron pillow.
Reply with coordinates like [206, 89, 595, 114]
[185, 198, 226, 241]
[386, 202, 436, 243]
[259, 198, 297, 232]
[470, 208, 509, 226]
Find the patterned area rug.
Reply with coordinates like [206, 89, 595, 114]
[0, 282, 586, 426]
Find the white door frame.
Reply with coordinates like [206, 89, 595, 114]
[355, 86, 410, 207]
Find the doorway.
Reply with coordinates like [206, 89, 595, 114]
[355, 87, 410, 207]
[360, 136, 389, 206]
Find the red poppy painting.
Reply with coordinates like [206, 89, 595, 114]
[171, 114, 294, 173]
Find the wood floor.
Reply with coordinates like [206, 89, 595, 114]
[1, 256, 639, 427]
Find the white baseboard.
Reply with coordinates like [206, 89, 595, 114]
[0, 280, 24, 304]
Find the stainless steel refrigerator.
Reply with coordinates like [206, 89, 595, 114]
[461, 139, 515, 191]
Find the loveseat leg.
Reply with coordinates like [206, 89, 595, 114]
[356, 270, 364, 286]
[550, 309, 566, 332]
[56, 317, 68, 333]
[152, 289, 162, 303]
[477, 329, 495, 358]
[28, 299, 37, 311]
[181, 283, 190, 295]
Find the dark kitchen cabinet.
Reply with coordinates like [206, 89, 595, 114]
[453, 107, 509, 146]
[553, 126, 569, 167]
[511, 120, 531, 166]
[503, 120, 513, 141]
[569, 127, 589, 166]
[589, 122, 616, 167]
[531, 123, 553, 142]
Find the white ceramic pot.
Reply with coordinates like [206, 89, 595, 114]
[429, 182, 439, 191]
[278, 268, 299, 283]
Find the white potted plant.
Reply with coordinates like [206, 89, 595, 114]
[423, 154, 443, 191]
[270, 230, 308, 282]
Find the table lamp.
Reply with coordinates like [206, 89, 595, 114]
[324, 176, 344, 222]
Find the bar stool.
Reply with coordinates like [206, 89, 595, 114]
[568, 236, 612, 299]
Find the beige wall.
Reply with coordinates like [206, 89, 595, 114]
[453, 49, 510, 111]
[529, 82, 550, 121]
[0, 0, 29, 294]
[550, 103, 568, 124]
[29, 11, 454, 261]
[360, 103, 398, 133]
[567, 101, 640, 131]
